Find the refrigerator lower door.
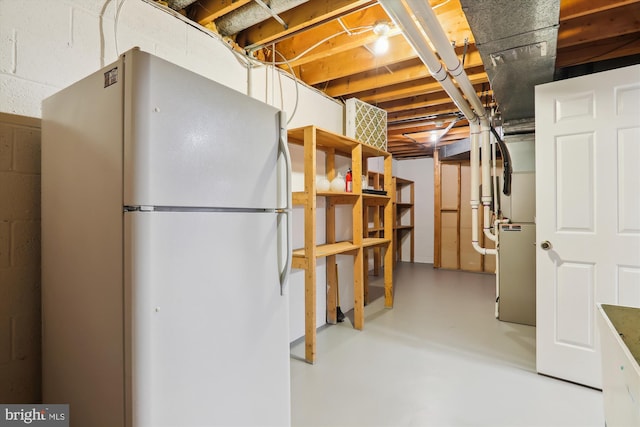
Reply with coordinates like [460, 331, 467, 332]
[124, 211, 291, 427]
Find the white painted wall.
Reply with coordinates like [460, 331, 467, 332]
[366, 156, 435, 264]
[396, 158, 435, 264]
[0, 0, 346, 342]
[249, 55, 347, 342]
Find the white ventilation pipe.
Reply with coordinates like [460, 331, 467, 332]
[406, 0, 487, 119]
[379, 0, 496, 255]
[378, 0, 478, 123]
[469, 121, 495, 255]
[481, 119, 497, 242]
[402, 0, 497, 253]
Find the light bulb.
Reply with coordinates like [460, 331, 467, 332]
[374, 36, 389, 55]
[373, 22, 390, 36]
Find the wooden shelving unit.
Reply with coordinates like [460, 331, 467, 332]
[365, 172, 415, 269]
[288, 126, 393, 364]
[393, 177, 415, 263]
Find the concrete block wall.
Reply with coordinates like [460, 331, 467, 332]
[0, 113, 41, 403]
[0, 0, 250, 118]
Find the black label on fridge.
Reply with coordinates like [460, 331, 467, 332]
[104, 67, 118, 88]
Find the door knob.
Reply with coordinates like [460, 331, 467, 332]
[541, 240, 552, 250]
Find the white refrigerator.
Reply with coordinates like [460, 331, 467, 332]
[41, 48, 292, 427]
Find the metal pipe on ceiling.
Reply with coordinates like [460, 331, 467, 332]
[215, 0, 309, 37]
[166, 0, 199, 10]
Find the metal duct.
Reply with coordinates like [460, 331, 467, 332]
[215, 0, 309, 37]
[166, 0, 198, 10]
[438, 138, 471, 160]
[460, 0, 560, 126]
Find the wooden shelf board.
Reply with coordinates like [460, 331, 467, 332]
[294, 191, 360, 204]
[395, 225, 414, 231]
[292, 241, 359, 259]
[361, 144, 391, 158]
[395, 177, 414, 185]
[363, 237, 391, 248]
[288, 126, 358, 156]
[396, 203, 414, 208]
[363, 193, 391, 204]
[317, 191, 359, 203]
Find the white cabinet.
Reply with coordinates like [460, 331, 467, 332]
[597, 304, 640, 427]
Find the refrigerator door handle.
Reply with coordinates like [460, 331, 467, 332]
[277, 111, 292, 295]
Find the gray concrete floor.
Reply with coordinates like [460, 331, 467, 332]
[290, 262, 604, 427]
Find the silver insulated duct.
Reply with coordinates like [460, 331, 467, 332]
[460, 0, 560, 125]
[166, 0, 198, 10]
[215, 0, 309, 36]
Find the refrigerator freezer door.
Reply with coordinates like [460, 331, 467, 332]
[123, 50, 282, 210]
[125, 211, 291, 427]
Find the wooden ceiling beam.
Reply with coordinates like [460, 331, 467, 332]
[323, 47, 484, 97]
[379, 83, 491, 113]
[296, 34, 417, 85]
[354, 68, 489, 104]
[391, 130, 470, 146]
[272, 4, 393, 67]
[389, 121, 469, 134]
[236, 0, 375, 49]
[556, 32, 640, 67]
[387, 102, 464, 122]
[383, 92, 457, 114]
[191, 0, 254, 25]
[269, 0, 473, 64]
[558, 4, 640, 48]
[560, 0, 640, 21]
[387, 145, 433, 157]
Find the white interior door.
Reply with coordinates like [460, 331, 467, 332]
[535, 64, 640, 388]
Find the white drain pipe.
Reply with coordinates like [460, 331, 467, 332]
[481, 120, 497, 242]
[401, 0, 497, 254]
[406, 0, 486, 117]
[379, 0, 495, 255]
[378, 0, 478, 123]
[469, 121, 485, 254]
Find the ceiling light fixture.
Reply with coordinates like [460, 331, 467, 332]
[373, 22, 390, 55]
